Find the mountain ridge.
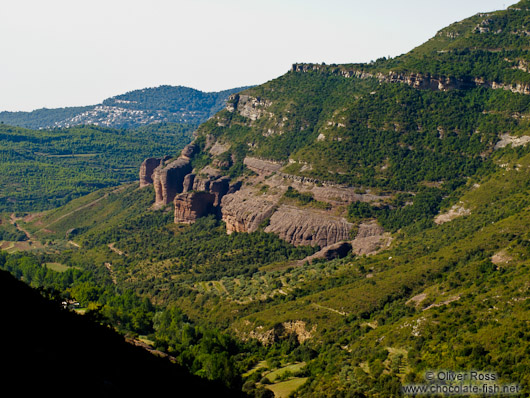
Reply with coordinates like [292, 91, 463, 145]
[0, 84, 253, 130]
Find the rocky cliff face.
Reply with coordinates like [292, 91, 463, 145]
[291, 63, 530, 95]
[174, 192, 216, 224]
[226, 94, 272, 121]
[244, 320, 315, 345]
[141, 150, 380, 249]
[139, 157, 164, 188]
[180, 142, 199, 159]
[153, 158, 192, 206]
[351, 221, 392, 256]
[209, 177, 231, 207]
[220, 187, 278, 234]
[219, 181, 355, 247]
[264, 205, 354, 247]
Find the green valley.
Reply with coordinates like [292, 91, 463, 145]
[0, 123, 193, 212]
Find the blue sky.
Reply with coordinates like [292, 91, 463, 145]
[0, 0, 517, 111]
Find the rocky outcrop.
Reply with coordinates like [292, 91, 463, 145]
[209, 177, 231, 207]
[265, 205, 353, 247]
[226, 94, 272, 121]
[139, 157, 167, 188]
[243, 157, 283, 175]
[292, 63, 530, 95]
[434, 204, 471, 225]
[494, 133, 530, 149]
[192, 175, 211, 192]
[182, 173, 195, 193]
[246, 320, 315, 345]
[153, 158, 192, 206]
[208, 141, 230, 156]
[221, 191, 278, 234]
[172, 173, 235, 222]
[174, 192, 216, 224]
[299, 241, 352, 264]
[351, 221, 392, 255]
[180, 142, 198, 159]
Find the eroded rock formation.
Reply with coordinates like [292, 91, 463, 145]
[174, 192, 216, 224]
[264, 205, 354, 247]
[180, 142, 198, 159]
[299, 241, 353, 264]
[245, 321, 315, 345]
[351, 221, 392, 255]
[182, 173, 195, 193]
[209, 177, 230, 207]
[291, 63, 530, 95]
[153, 158, 192, 206]
[139, 157, 168, 188]
[141, 151, 385, 251]
[221, 189, 278, 234]
[226, 94, 272, 121]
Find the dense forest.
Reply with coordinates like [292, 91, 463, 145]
[0, 123, 193, 212]
[104, 85, 253, 116]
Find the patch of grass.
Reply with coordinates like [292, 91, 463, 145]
[242, 360, 269, 378]
[266, 362, 306, 382]
[266, 377, 308, 398]
[45, 262, 71, 273]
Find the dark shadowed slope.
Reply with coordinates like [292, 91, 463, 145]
[0, 269, 246, 397]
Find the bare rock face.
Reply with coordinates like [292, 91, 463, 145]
[226, 94, 272, 121]
[192, 175, 211, 192]
[153, 158, 192, 206]
[190, 175, 231, 207]
[209, 177, 231, 207]
[174, 192, 216, 224]
[220, 184, 353, 247]
[264, 205, 353, 247]
[351, 221, 392, 256]
[243, 157, 282, 175]
[292, 63, 530, 96]
[221, 189, 278, 234]
[139, 157, 166, 188]
[245, 320, 315, 345]
[182, 173, 195, 193]
[300, 241, 352, 264]
[180, 142, 198, 159]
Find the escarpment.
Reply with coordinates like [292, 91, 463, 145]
[141, 143, 202, 206]
[174, 191, 216, 224]
[219, 177, 356, 247]
[226, 93, 272, 121]
[291, 63, 530, 95]
[139, 156, 169, 188]
[140, 149, 382, 248]
[153, 158, 192, 206]
[220, 187, 279, 234]
[141, 140, 237, 221]
[264, 205, 354, 247]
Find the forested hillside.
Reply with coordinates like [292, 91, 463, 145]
[0, 85, 251, 129]
[0, 123, 193, 212]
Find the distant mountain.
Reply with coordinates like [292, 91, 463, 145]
[0, 85, 253, 130]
